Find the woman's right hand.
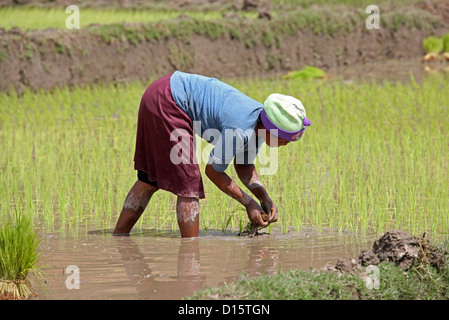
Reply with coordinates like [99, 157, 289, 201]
[245, 199, 269, 227]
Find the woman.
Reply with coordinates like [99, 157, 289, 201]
[113, 71, 310, 237]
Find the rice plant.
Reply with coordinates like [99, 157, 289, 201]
[0, 211, 44, 299]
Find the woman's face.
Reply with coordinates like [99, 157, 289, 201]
[265, 132, 291, 148]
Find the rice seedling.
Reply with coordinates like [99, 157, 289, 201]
[0, 211, 44, 299]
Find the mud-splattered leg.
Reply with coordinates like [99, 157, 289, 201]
[113, 180, 158, 235]
[176, 196, 199, 238]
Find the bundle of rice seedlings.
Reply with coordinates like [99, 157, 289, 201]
[0, 212, 44, 300]
[423, 36, 443, 54]
[422, 36, 443, 61]
[282, 65, 329, 80]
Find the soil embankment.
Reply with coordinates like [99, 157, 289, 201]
[0, 0, 448, 92]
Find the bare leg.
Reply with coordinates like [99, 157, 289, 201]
[113, 180, 158, 235]
[176, 196, 199, 238]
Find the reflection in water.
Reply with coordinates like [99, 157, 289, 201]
[35, 228, 375, 300]
[244, 243, 279, 277]
[113, 237, 203, 299]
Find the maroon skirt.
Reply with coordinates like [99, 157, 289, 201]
[133, 73, 205, 199]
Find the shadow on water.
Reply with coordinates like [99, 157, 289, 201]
[87, 228, 241, 238]
[35, 226, 376, 300]
[88, 228, 181, 238]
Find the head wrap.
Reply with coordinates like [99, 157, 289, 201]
[260, 93, 311, 141]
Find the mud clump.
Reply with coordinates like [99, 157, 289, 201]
[361, 230, 446, 270]
[238, 212, 269, 237]
[325, 230, 447, 274]
[333, 258, 363, 274]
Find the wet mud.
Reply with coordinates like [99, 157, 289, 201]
[327, 57, 449, 83]
[34, 227, 375, 300]
[324, 230, 447, 274]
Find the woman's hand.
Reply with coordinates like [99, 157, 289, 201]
[245, 199, 269, 227]
[261, 200, 278, 224]
[205, 163, 277, 227]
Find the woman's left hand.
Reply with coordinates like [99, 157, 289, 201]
[261, 200, 278, 224]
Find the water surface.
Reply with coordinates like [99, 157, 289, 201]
[35, 227, 376, 299]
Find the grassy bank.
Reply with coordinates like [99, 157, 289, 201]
[188, 238, 449, 300]
[0, 7, 258, 31]
[0, 2, 446, 92]
[187, 259, 449, 300]
[0, 4, 444, 36]
[0, 75, 448, 236]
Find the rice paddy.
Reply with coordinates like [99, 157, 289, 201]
[1, 0, 449, 303]
[0, 6, 258, 31]
[1, 74, 448, 239]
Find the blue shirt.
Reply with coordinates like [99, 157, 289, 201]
[170, 71, 264, 172]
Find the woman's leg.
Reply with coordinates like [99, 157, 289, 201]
[113, 180, 158, 235]
[176, 196, 200, 238]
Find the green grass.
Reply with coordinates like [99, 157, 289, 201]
[1, 75, 449, 237]
[188, 239, 449, 300]
[0, 3, 443, 38]
[0, 7, 257, 31]
[0, 212, 44, 299]
[187, 256, 449, 300]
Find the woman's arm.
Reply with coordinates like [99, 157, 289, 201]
[233, 162, 278, 223]
[205, 163, 268, 227]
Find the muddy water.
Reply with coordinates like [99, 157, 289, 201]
[34, 227, 375, 300]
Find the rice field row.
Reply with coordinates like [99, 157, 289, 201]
[0, 7, 258, 31]
[0, 75, 448, 237]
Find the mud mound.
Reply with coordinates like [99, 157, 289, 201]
[325, 230, 446, 274]
[361, 230, 446, 270]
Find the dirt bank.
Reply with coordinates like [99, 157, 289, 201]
[324, 230, 447, 275]
[0, 2, 447, 92]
